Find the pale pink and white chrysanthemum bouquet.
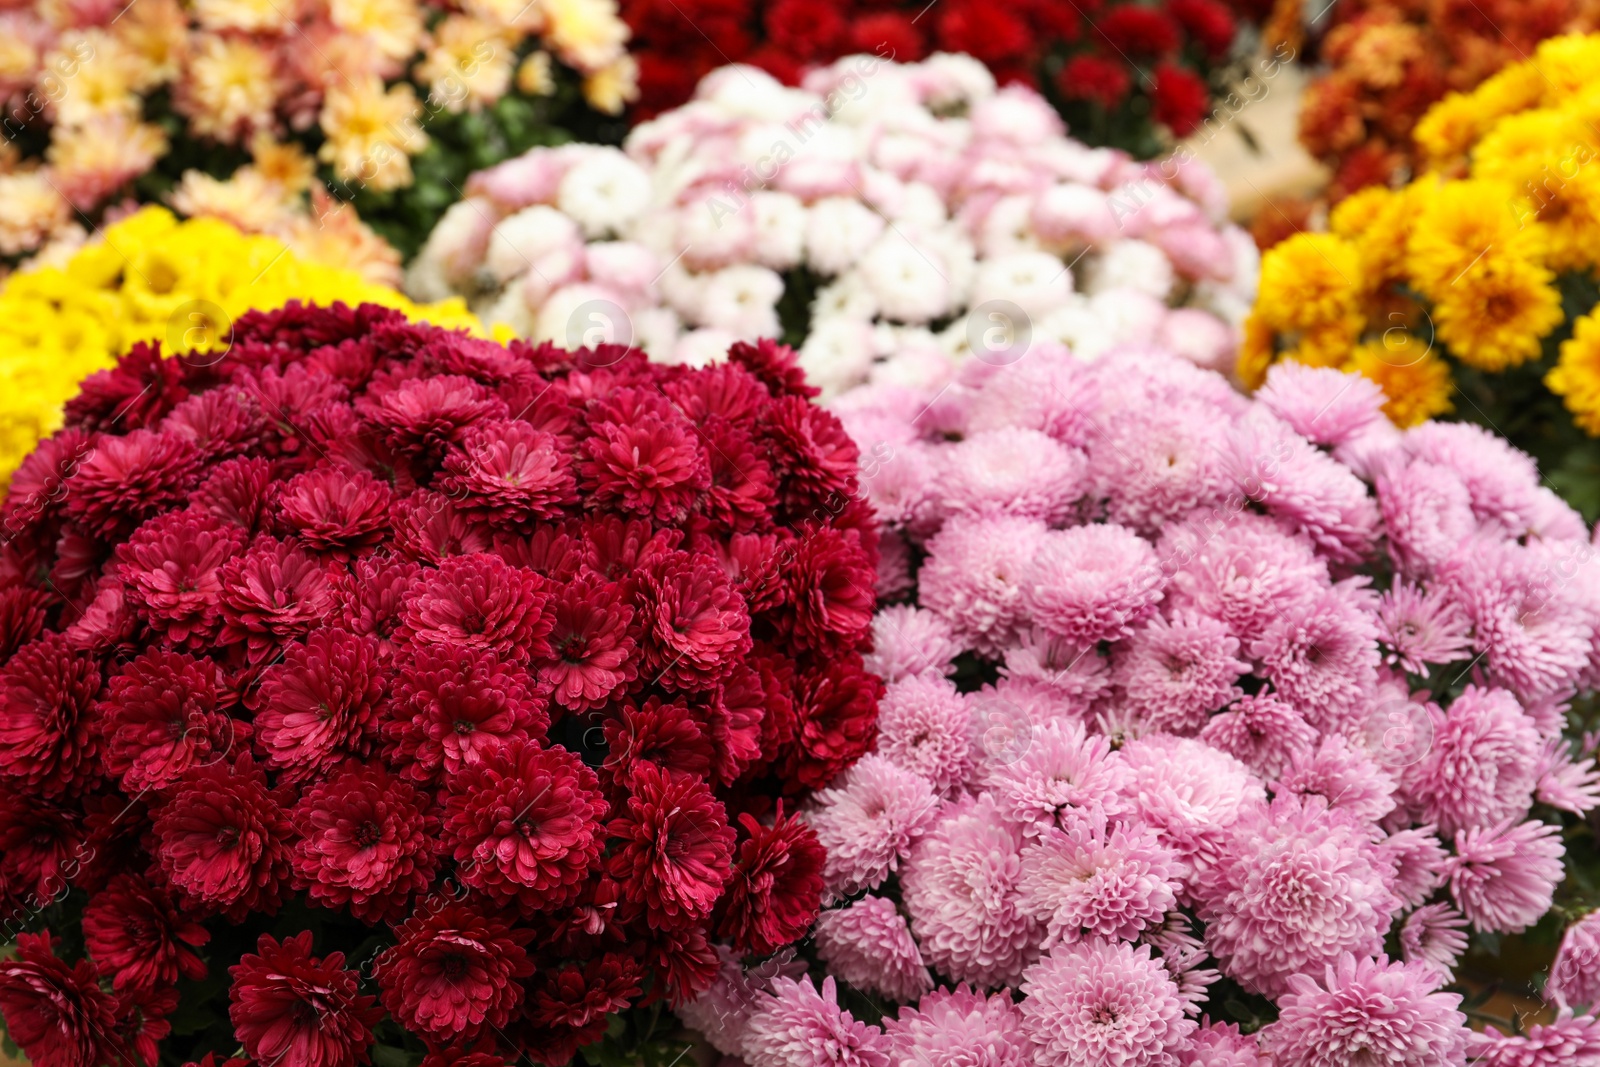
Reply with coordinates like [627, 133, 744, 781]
[405, 54, 1257, 395]
[676, 347, 1600, 1067]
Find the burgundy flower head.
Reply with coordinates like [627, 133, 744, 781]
[0, 932, 125, 1067]
[83, 874, 210, 992]
[228, 931, 383, 1067]
[375, 899, 534, 1042]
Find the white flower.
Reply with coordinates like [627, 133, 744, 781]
[583, 241, 662, 307]
[812, 273, 880, 321]
[1038, 295, 1115, 361]
[555, 148, 650, 236]
[870, 345, 957, 393]
[800, 317, 877, 397]
[920, 227, 977, 308]
[658, 262, 708, 321]
[805, 196, 885, 276]
[893, 181, 949, 228]
[409, 197, 494, 295]
[918, 52, 997, 110]
[859, 233, 951, 323]
[971, 86, 1062, 145]
[1088, 288, 1166, 347]
[671, 326, 738, 367]
[533, 282, 633, 346]
[483, 204, 582, 286]
[971, 251, 1074, 318]
[632, 305, 681, 360]
[697, 263, 784, 338]
[1083, 238, 1175, 301]
[977, 194, 1042, 258]
[677, 197, 756, 271]
[751, 191, 806, 270]
[698, 64, 810, 122]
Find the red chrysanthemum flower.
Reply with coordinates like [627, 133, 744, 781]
[763, 394, 859, 514]
[392, 489, 495, 563]
[115, 984, 178, 1067]
[385, 643, 548, 782]
[335, 555, 422, 656]
[65, 341, 188, 432]
[82, 874, 210, 992]
[578, 413, 711, 524]
[603, 696, 715, 794]
[638, 550, 751, 690]
[113, 509, 247, 647]
[789, 657, 881, 791]
[99, 648, 243, 795]
[397, 552, 553, 664]
[374, 899, 534, 1041]
[291, 763, 439, 923]
[1152, 61, 1210, 137]
[0, 586, 49, 661]
[442, 738, 608, 908]
[606, 762, 735, 931]
[1097, 3, 1181, 53]
[764, 0, 845, 58]
[190, 456, 278, 533]
[440, 419, 577, 527]
[540, 573, 636, 712]
[0, 633, 101, 797]
[255, 627, 385, 776]
[935, 0, 1033, 63]
[63, 428, 203, 540]
[1169, 0, 1237, 57]
[0, 932, 125, 1067]
[275, 465, 395, 553]
[521, 954, 643, 1065]
[701, 419, 778, 534]
[715, 805, 826, 956]
[1059, 53, 1134, 108]
[152, 756, 293, 920]
[0, 794, 84, 900]
[787, 526, 876, 653]
[218, 536, 340, 661]
[850, 12, 925, 60]
[162, 386, 265, 459]
[364, 373, 507, 460]
[228, 932, 383, 1067]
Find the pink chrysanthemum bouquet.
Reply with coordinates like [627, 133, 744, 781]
[679, 342, 1600, 1067]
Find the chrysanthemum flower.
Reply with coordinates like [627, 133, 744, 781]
[1111, 613, 1248, 735]
[1197, 795, 1402, 998]
[82, 875, 210, 994]
[1250, 581, 1381, 735]
[1376, 582, 1474, 673]
[902, 794, 1042, 989]
[1198, 691, 1317, 782]
[374, 900, 534, 1042]
[1018, 938, 1197, 1067]
[1547, 910, 1600, 1012]
[384, 643, 548, 782]
[255, 627, 386, 776]
[1449, 818, 1565, 933]
[228, 932, 383, 1067]
[1115, 734, 1265, 886]
[717, 807, 826, 956]
[1465, 1011, 1600, 1067]
[1256, 361, 1387, 447]
[113, 510, 245, 646]
[153, 756, 294, 921]
[397, 552, 555, 664]
[291, 763, 439, 924]
[1398, 903, 1470, 985]
[1263, 955, 1467, 1067]
[865, 605, 965, 684]
[982, 718, 1127, 836]
[539, 572, 636, 712]
[744, 975, 891, 1067]
[605, 762, 735, 931]
[936, 427, 1086, 525]
[919, 514, 1050, 655]
[1022, 523, 1164, 648]
[815, 895, 933, 1002]
[0, 933, 124, 1067]
[442, 738, 608, 909]
[1017, 816, 1178, 945]
[884, 984, 1029, 1067]
[876, 674, 973, 795]
[0, 634, 102, 797]
[1275, 735, 1397, 825]
[1400, 685, 1542, 836]
[805, 754, 941, 899]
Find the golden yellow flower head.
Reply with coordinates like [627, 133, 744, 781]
[1429, 257, 1563, 372]
[1406, 178, 1547, 298]
[1346, 334, 1454, 428]
[1330, 184, 1414, 287]
[1547, 309, 1600, 435]
[1532, 34, 1600, 104]
[0, 207, 480, 489]
[1255, 232, 1363, 334]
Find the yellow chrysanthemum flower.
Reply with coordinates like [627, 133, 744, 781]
[1282, 321, 1362, 370]
[0, 207, 480, 488]
[1406, 179, 1548, 299]
[1532, 34, 1600, 104]
[1472, 109, 1592, 190]
[1346, 336, 1454, 428]
[1413, 92, 1488, 170]
[1429, 257, 1563, 372]
[1330, 185, 1414, 287]
[1255, 232, 1364, 334]
[1547, 309, 1600, 434]
[1236, 312, 1276, 391]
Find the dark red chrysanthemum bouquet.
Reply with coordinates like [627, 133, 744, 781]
[622, 0, 1258, 154]
[0, 303, 880, 1067]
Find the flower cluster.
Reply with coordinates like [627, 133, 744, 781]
[1247, 34, 1600, 513]
[681, 343, 1600, 1066]
[408, 54, 1257, 399]
[0, 305, 878, 1067]
[620, 0, 1252, 148]
[0, 206, 479, 493]
[1296, 0, 1600, 200]
[0, 0, 635, 266]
